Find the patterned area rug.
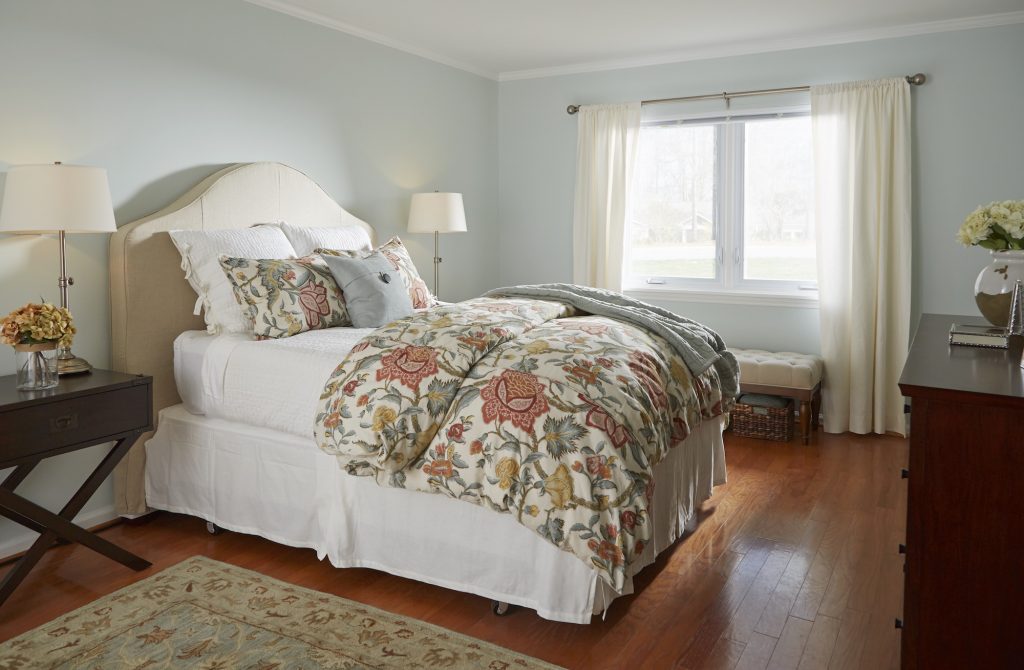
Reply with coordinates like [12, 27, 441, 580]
[0, 556, 562, 669]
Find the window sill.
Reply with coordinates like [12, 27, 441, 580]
[623, 286, 819, 309]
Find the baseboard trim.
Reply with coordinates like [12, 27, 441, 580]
[0, 505, 120, 566]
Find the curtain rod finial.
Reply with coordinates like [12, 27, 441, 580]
[907, 73, 926, 85]
[567, 104, 580, 115]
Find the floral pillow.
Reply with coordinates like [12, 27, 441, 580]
[317, 237, 435, 309]
[219, 255, 350, 338]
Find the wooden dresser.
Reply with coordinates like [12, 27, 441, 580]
[898, 314, 1024, 669]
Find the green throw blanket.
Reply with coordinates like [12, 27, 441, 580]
[486, 283, 739, 401]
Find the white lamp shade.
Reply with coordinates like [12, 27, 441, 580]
[407, 192, 467, 234]
[0, 163, 116, 234]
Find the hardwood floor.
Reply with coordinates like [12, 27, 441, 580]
[0, 431, 907, 669]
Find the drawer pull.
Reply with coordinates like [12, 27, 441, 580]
[900, 468, 909, 479]
[895, 618, 904, 629]
[898, 543, 906, 554]
[50, 414, 79, 432]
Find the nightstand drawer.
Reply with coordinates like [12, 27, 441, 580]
[0, 383, 151, 465]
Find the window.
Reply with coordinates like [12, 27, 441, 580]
[626, 111, 816, 297]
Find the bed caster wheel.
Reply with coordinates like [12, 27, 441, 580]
[491, 600, 512, 616]
[206, 521, 225, 535]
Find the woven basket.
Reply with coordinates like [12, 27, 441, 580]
[732, 395, 794, 441]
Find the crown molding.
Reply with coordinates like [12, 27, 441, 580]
[241, 0, 499, 80]
[498, 10, 1024, 81]
[240, 2, 1024, 85]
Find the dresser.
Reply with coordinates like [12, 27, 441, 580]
[898, 314, 1024, 669]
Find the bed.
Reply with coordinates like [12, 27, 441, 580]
[110, 161, 732, 623]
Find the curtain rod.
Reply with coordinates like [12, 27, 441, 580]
[565, 73, 926, 115]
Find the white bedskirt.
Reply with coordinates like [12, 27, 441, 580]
[146, 405, 726, 623]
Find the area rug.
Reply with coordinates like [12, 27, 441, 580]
[0, 556, 562, 669]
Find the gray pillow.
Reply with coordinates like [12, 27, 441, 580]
[322, 252, 414, 328]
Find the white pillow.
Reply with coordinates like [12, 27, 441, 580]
[169, 226, 297, 334]
[278, 222, 372, 257]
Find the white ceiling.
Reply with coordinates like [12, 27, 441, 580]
[245, 0, 1024, 80]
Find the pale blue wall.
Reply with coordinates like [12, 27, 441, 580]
[1, 1, 1021, 556]
[0, 0, 498, 552]
[498, 23, 1024, 353]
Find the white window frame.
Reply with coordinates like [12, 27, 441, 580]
[623, 107, 818, 305]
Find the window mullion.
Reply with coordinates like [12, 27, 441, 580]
[732, 122, 746, 289]
[715, 124, 728, 289]
[719, 123, 742, 290]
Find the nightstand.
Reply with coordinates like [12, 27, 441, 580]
[0, 369, 154, 608]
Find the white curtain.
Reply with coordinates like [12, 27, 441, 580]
[811, 78, 912, 436]
[572, 102, 641, 290]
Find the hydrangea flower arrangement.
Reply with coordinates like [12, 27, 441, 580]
[1, 302, 75, 348]
[957, 200, 1024, 249]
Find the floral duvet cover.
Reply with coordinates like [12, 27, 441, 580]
[314, 297, 733, 591]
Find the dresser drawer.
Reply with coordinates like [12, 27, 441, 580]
[0, 383, 151, 466]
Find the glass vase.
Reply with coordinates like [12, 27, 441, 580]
[14, 343, 59, 391]
[975, 249, 1024, 326]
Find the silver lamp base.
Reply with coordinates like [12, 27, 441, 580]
[57, 348, 92, 376]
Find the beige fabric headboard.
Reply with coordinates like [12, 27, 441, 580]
[109, 162, 375, 515]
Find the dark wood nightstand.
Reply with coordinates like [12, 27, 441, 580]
[0, 369, 154, 608]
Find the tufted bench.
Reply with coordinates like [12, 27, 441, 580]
[731, 349, 824, 444]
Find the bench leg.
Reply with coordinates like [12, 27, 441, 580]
[799, 400, 811, 445]
[811, 389, 821, 430]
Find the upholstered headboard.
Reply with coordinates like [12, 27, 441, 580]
[109, 162, 375, 515]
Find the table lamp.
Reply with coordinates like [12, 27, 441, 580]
[0, 162, 117, 374]
[407, 192, 467, 299]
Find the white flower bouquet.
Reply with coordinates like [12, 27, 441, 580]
[957, 200, 1024, 250]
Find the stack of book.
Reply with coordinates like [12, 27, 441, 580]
[948, 323, 1008, 348]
